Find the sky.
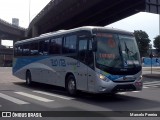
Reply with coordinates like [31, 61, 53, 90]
[0, 0, 159, 47]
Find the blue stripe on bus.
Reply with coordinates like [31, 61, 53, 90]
[106, 74, 124, 81]
[13, 56, 49, 73]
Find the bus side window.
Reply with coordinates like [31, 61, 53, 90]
[78, 39, 88, 63]
[88, 40, 94, 68]
[78, 39, 94, 68]
[43, 40, 49, 55]
[63, 35, 77, 54]
[14, 46, 18, 57]
[49, 38, 62, 54]
[30, 42, 39, 55]
[17, 45, 23, 56]
[39, 40, 44, 55]
[39, 39, 49, 55]
[23, 44, 30, 56]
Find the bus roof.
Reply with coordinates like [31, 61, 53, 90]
[15, 26, 133, 45]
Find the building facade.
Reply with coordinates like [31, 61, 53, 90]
[0, 45, 13, 67]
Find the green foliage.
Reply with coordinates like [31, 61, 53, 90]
[134, 30, 150, 57]
[153, 35, 160, 56]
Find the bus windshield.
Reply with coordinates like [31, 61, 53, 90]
[95, 33, 141, 74]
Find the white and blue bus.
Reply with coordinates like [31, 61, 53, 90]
[13, 26, 142, 95]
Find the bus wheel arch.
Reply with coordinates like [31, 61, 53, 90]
[26, 70, 32, 86]
[65, 73, 77, 96]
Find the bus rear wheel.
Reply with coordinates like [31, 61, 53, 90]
[26, 71, 32, 86]
[66, 75, 77, 96]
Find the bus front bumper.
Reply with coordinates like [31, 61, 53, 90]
[95, 79, 143, 94]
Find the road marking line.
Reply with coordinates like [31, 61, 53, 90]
[117, 92, 126, 95]
[143, 83, 160, 86]
[143, 85, 159, 88]
[33, 91, 74, 100]
[143, 81, 160, 85]
[143, 86, 149, 88]
[0, 93, 29, 105]
[15, 92, 54, 102]
[150, 86, 159, 88]
[132, 91, 140, 93]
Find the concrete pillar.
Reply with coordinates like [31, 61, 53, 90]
[13, 40, 17, 45]
[13, 40, 15, 48]
[32, 25, 38, 37]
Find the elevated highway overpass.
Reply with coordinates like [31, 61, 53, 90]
[0, 19, 26, 66]
[27, 0, 160, 38]
[0, 0, 159, 66]
[0, 18, 26, 41]
[0, 18, 26, 46]
[0, 0, 160, 40]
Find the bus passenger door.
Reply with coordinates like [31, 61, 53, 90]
[77, 38, 88, 91]
[86, 40, 95, 92]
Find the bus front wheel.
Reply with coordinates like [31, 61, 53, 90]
[26, 71, 32, 86]
[66, 75, 77, 96]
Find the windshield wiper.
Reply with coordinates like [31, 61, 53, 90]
[118, 43, 122, 58]
[123, 41, 137, 68]
[124, 41, 135, 57]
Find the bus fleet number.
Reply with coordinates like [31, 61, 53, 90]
[50, 59, 66, 67]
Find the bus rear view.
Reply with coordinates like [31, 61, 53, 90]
[93, 28, 142, 93]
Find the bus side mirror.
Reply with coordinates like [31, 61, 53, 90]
[92, 40, 97, 52]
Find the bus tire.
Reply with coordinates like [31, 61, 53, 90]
[26, 70, 32, 86]
[66, 75, 77, 96]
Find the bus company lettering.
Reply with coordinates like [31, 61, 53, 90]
[50, 59, 66, 67]
[67, 61, 80, 67]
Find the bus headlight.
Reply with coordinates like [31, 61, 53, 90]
[99, 74, 110, 82]
[100, 74, 105, 80]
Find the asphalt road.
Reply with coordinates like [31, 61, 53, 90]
[0, 67, 160, 120]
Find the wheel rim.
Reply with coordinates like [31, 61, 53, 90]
[68, 79, 75, 93]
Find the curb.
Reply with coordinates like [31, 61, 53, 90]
[143, 74, 160, 79]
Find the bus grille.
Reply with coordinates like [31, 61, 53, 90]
[112, 84, 136, 92]
[113, 80, 135, 83]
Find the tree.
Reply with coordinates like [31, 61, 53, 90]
[134, 30, 150, 57]
[153, 35, 160, 56]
